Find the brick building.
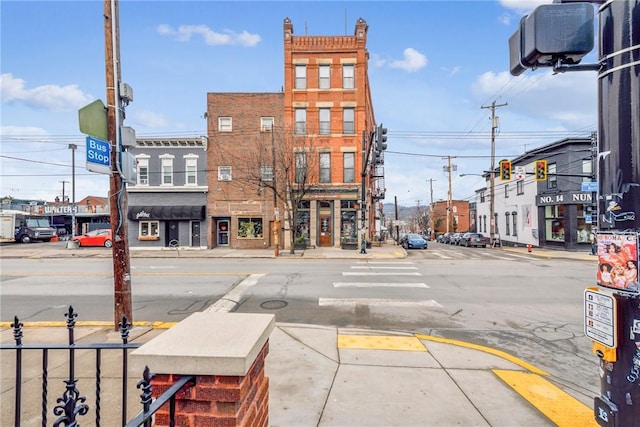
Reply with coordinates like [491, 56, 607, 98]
[431, 200, 470, 236]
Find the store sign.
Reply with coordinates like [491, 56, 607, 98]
[537, 191, 592, 206]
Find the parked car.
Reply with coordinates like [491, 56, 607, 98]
[450, 232, 463, 245]
[459, 232, 489, 248]
[71, 229, 112, 248]
[438, 232, 452, 244]
[401, 233, 428, 250]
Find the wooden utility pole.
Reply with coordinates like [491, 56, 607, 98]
[481, 100, 507, 246]
[428, 178, 436, 239]
[104, 0, 132, 327]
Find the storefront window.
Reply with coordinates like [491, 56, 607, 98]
[237, 218, 263, 239]
[295, 201, 310, 240]
[576, 204, 593, 243]
[545, 205, 565, 242]
[340, 200, 357, 244]
[140, 221, 159, 237]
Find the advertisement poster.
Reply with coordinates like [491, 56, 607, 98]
[596, 232, 639, 293]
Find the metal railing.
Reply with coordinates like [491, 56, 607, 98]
[1, 306, 194, 426]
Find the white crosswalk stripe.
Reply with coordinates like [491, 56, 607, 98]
[319, 298, 442, 308]
[333, 282, 429, 288]
[350, 266, 418, 270]
[342, 272, 422, 276]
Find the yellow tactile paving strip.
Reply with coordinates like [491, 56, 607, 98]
[493, 369, 597, 427]
[338, 334, 427, 351]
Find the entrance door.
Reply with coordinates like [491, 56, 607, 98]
[191, 221, 200, 247]
[319, 215, 332, 247]
[166, 221, 179, 247]
[217, 220, 229, 246]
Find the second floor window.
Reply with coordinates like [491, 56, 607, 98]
[319, 108, 330, 135]
[343, 64, 354, 89]
[582, 158, 592, 183]
[185, 156, 197, 185]
[517, 180, 524, 195]
[261, 117, 274, 132]
[219, 117, 232, 132]
[161, 156, 174, 185]
[480, 191, 485, 203]
[295, 65, 306, 89]
[505, 184, 510, 198]
[548, 163, 557, 189]
[343, 152, 355, 183]
[319, 64, 330, 89]
[260, 165, 273, 182]
[319, 152, 331, 183]
[295, 152, 307, 184]
[137, 157, 149, 185]
[295, 108, 306, 135]
[343, 108, 355, 134]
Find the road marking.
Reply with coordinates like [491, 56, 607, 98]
[342, 272, 422, 276]
[319, 298, 442, 307]
[338, 335, 426, 351]
[355, 261, 414, 265]
[493, 370, 597, 427]
[431, 252, 453, 259]
[205, 273, 265, 313]
[333, 282, 429, 288]
[350, 266, 418, 270]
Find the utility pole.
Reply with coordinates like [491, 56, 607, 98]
[104, 0, 132, 327]
[442, 156, 456, 233]
[394, 195, 399, 245]
[481, 100, 507, 246]
[428, 178, 436, 240]
[59, 181, 68, 203]
[69, 144, 77, 237]
[271, 127, 279, 256]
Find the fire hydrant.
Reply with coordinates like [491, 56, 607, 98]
[527, 244, 532, 252]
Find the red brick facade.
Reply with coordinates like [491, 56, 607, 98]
[431, 200, 470, 235]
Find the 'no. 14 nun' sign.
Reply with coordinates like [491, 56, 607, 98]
[86, 136, 111, 175]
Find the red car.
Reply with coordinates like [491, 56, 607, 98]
[71, 229, 112, 248]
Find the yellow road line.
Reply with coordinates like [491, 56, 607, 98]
[493, 369, 597, 427]
[415, 333, 549, 376]
[0, 321, 177, 329]
[338, 334, 426, 351]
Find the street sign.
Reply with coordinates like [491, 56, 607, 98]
[78, 99, 108, 141]
[86, 136, 112, 175]
[581, 181, 598, 192]
[584, 288, 616, 348]
[515, 166, 525, 180]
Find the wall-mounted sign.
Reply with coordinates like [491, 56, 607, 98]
[584, 287, 616, 348]
[596, 232, 639, 294]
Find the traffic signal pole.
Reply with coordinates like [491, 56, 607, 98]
[591, 1, 640, 425]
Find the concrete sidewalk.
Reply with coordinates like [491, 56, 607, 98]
[0, 322, 598, 426]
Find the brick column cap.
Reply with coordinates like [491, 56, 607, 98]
[131, 312, 275, 376]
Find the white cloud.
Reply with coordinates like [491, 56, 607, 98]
[130, 109, 170, 128]
[157, 24, 261, 47]
[499, 0, 552, 14]
[498, 13, 512, 26]
[388, 48, 428, 73]
[0, 73, 93, 112]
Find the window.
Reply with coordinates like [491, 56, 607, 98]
[582, 159, 592, 183]
[517, 180, 524, 195]
[341, 200, 357, 244]
[218, 166, 232, 181]
[505, 212, 511, 236]
[136, 156, 149, 185]
[184, 155, 198, 185]
[512, 211, 518, 237]
[261, 117, 274, 132]
[260, 166, 273, 182]
[547, 163, 557, 189]
[319, 64, 330, 89]
[480, 191, 485, 203]
[218, 117, 232, 132]
[494, 213, 499, 234]
[238, 218, 263, 239]
[319, 152, 331, 183]
[545, 205, 565, 242]
[343, 108, 355, 134]
[504, 184, 510, 198]
[161, 156, 174, 185]
[139, 221, 159, 237]
[343, 64, 354, 89]
[295, 65, 307, 89]
[319, 108, 331, 135]
[295, 108, 306, 135]
[295, 152, 307, 184]
[343, 152, 355, 183]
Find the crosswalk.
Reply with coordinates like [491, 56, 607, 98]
[411, 247, 532, 260]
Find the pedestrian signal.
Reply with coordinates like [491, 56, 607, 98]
[499, 160, 512, 181]
[535, 160, 547, 181]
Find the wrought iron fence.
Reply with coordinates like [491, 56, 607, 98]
[1, 306, 194, 427]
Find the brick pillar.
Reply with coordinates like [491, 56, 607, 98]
[131, 312, 275, 427]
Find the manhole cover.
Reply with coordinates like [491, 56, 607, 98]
[260, 300, 288, 310]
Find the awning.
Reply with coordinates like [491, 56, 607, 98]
[128, 206, 205, 221]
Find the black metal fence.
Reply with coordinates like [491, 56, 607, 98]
[1, 306, 194, 427]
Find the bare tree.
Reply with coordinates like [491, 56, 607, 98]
[226, 126, 320, 254]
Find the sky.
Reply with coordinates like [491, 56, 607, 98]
[0, 0, 599, 208]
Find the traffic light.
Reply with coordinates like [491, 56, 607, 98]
[499, 160, 512, 181]
[376, 124, 387, 152]
[535, 159, 547, 181]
